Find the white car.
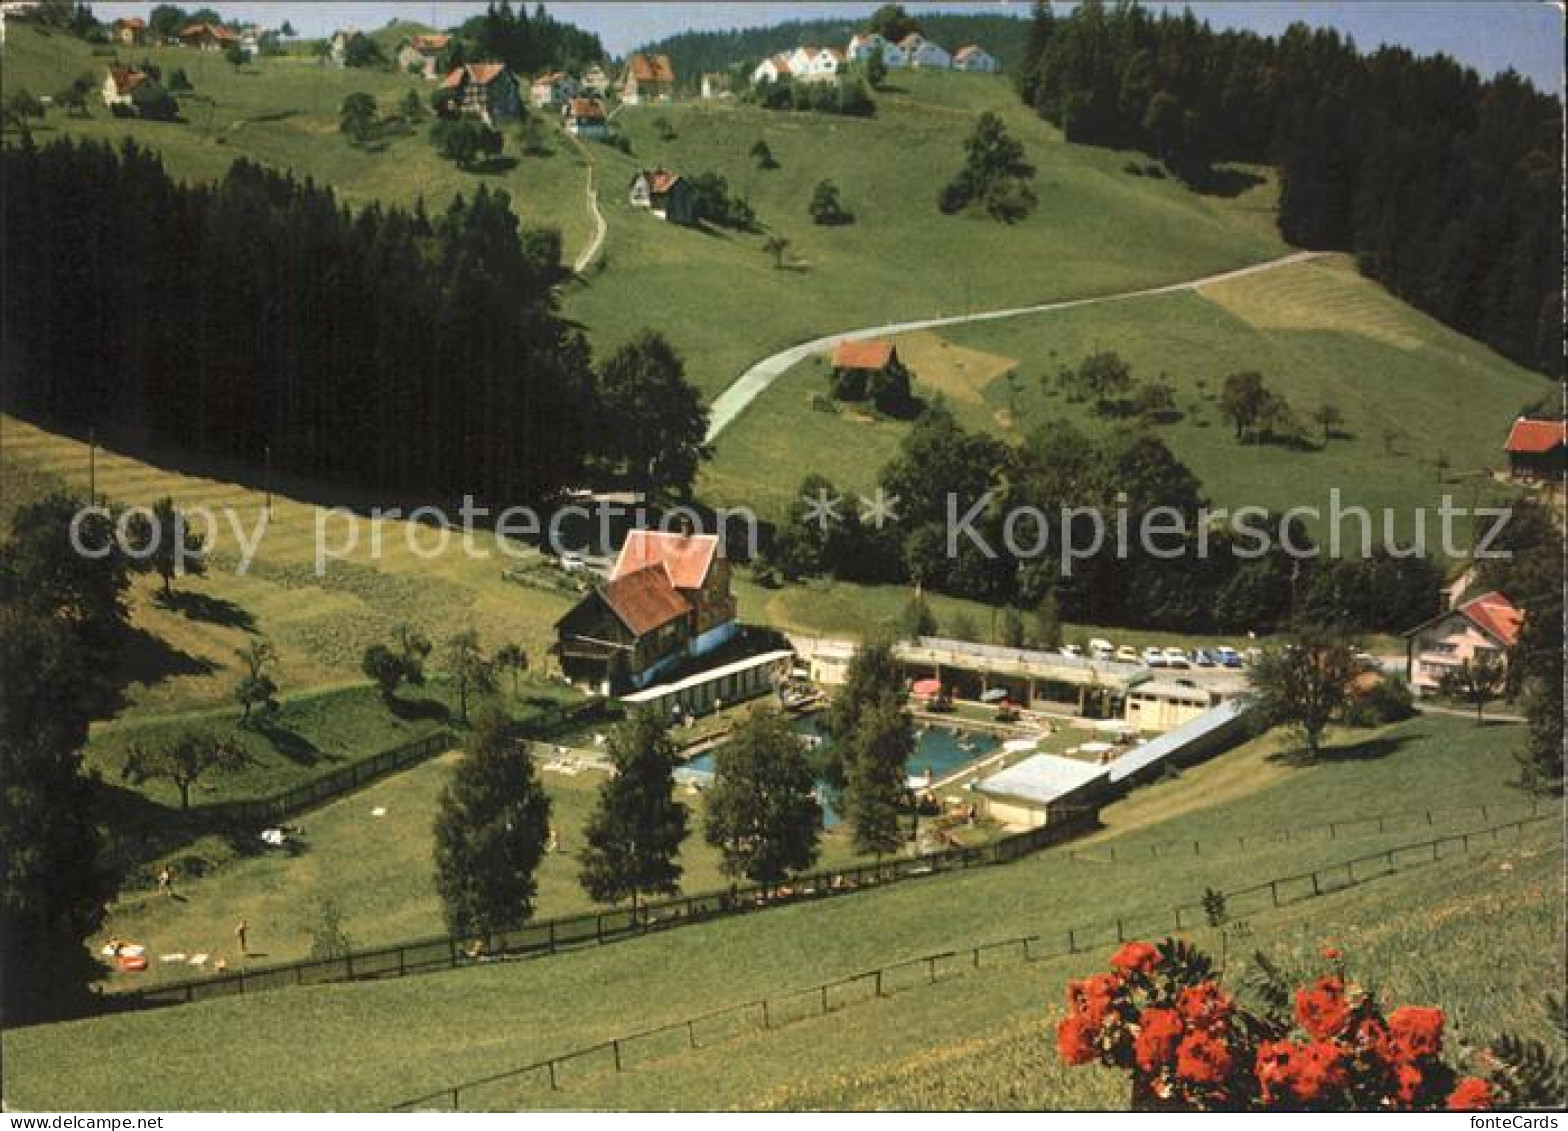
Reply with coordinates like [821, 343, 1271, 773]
[1060, 644, 1083, 658]
[559, 552, 587, 573]
[1162, 647, 1191, 669]
[1115, 645, 1139, 663]
[1142, 646, 1168, 668]
[1088, 637, 1114, 656]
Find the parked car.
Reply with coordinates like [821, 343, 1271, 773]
[1192, 648, 1216, 667]
[1115, 645, 1139, 663]
[1142, 646, 1168, 668]
[1162, 647, 1191, 669]
[1215, 646, 1243, 668]
[1088, 637, 1114, 657]
[559, 552, 587, 573]
[1060, 644, 1083, 658]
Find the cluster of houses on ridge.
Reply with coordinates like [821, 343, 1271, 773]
[752, 33, 997, 85]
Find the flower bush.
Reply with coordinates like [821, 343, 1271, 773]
[1054, 939, 1508, 1111]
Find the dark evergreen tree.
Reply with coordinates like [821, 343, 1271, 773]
[703, 709, 821, 888]
[578, 711, 688, 912]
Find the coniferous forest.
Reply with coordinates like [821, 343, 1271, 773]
[2, 138, 600, 502]
[1016, 0, 1562, 376]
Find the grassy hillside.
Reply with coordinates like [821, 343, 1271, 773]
[0, 23, 596, 253]
[5, 714, 1556, 1109]
[703, 255, 1546, 540]
[564, 72, 1286, 398]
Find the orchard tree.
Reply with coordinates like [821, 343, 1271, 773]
[704, 709, 821, 888]
[233, 638, 279, 723]
[749, 138, 777, 169]
[1244, 628, 1361, 761]
[135, 496, 207, 597]
[762, 234, 792, 269]
[1219, 371, 1269, 441]
[432, 709, 552, 937]
[122, 730, 251, 810]
[808, 178, 853, 225]
[494, 643, 529, 698]
[362, 643, 412, 702]
[443, 628, 495, 723]
[340, 91, 379, 146]
[1312, 401, 1345, 443]
[578, 711, 688, 913]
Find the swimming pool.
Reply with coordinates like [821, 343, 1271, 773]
[679, 714, 1001, 825]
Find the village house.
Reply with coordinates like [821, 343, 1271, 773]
[396, 33, 451, 79]
[845, 32, 887, 64]
[700, 72, 732, 99]
[788, 44, 845, 82]
[328, 29, 363, 66]
[953, 44, 998, 72]
[831, 339, 900, 387]
[580, 63, 612, 95]
[751, 54, 793, 85]
[530, 70, 578, 108]
[1503, 416, 1567, 483]
[554, 528, 739, 694]
[620, 52, 675, 104]
[101, 64, 148, 108]
[112, 16, 145, 46]
[441, 63, 522, 126]
[177, 22, 239, 51]
[1402, 590, 1523, 695]
[562, 96, 609, 138]
[897, 33, 952, 69]
[629, 168, 697, 224]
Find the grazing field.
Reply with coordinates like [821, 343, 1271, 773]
[0, 24, 597, 254]
[562, 71, 1287, 398]
[702, 255, 1547, 536]
[5, 714, 1556, 1110]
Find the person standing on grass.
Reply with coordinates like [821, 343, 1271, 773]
[235, 918, 249, 954]
[157, 866, 173, 896]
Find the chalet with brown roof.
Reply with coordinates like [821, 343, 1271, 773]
[831, 338, 912, 408]
[629, 168, 696, 225]
[396, 33, 451, 79]
[562, 96, 609, 139]
[530, 70, 578, 108]
[441, 63, 522, 126]
[101, 64, 149, 108]
[554, 529, 738, 693]
[178, 22, 239, 50]
[1504, 416, 1567, 483]
[620, 52, 674, 104]
[113, 16, 146, 45]
[1402, 590, 1524, 695]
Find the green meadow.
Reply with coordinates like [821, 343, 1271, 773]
[5, 714, 1557, 1109]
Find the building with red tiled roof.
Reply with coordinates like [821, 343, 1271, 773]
[1504, 416, 1567, 483]
[832, 339, 897, 372]
[113, 16, 147, 45]
[562, 96, 609, 138]
[629, 168, 696, 225]
[620, 52, 675, 104]
[178, 22, 239, 50]
[396, 34, 452, 80]
[440, 63, 522, 125]
[555, 529, 739, 693]
[101, 64, 150, 108]
[1403, 590, 1524, 695]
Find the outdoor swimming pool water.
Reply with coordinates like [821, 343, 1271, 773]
[679, 714, 1001, 825]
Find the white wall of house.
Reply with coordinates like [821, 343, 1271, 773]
[1407, 614, 1507, 694]
[955, 47, 998, 72]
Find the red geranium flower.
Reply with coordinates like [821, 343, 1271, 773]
[1292, 1040, 1348, 1102]
[1255, 1040, 1299, 1105]
[1068, 972, 1123, 1029]
[1388, 1006, 1445, 1060]
[1175, 1029, 1235, 1085]
[1056, 1012, 1099, 1065]
[1393, 1061, 1424, 1106]
[1322, 946, 1343, 960]
[1110, 940, 1161, 973]
[1446, 1077, 1494, 1111]
[1295, 975, 1351, 1040]
[1134, 1007, 1185, 1072]
[1176, 982, 1234, 1033]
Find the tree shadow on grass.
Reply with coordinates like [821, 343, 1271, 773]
[105, 628, 218, 709]
[250, 717, 329, 767]
[388, 694, 451, 723]
[155, 588, 257, 632]
[469, 155, 520, 175]
[1266, 731, 1424, 767]
[1184, 164, 1266, 198]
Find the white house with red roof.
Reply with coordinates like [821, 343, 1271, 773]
[1402, 590, 1524, 695]
[562, 96, 609, 138]
[441, 63, 522, 125]
[846, 32, 887, 64]
[530, 70, 578, 108]
[554, 529, 738, 693]
[953, 44, 998, 73]
[898, 33, 952, 69]
[752, 53, 793, 84]
[788, 44, 845, 82]
[396, 34, 451, 80]
[101, 64, 150, 108]
[1503, 417, 1567, 483]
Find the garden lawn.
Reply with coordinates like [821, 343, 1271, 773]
[5, 714, 1556, 1109]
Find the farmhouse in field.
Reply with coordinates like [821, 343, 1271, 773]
[751, 54, 793, 84]
[830, 338, 912, 404]
[897, 33, 952, 69]
[1504, 416, 1567, 483]
[112, 16, 145, 45]
[441, 63, 523, 126]
[530, 70, 577, 108]
[629, 168, 696, 224]
[101, 64, 148, 108]
[562, 96, 609, 138]
[554, 528, 739, 694]
[846, 32, 886, 63]
[580, 63, 612, 95]
[396, 33, 451, 79]
[178, 22, 239, 50]
[1402, 590, 1523, 695]
[700, 72, 732, 99]
[620, 52, 675, 104]
[953, 44, 999, 72]
[789, 44, 845, 82]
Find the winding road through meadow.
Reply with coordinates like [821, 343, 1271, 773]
[704, 249, 1323, 443]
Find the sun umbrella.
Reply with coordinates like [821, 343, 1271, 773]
[911, 678, 943, 697]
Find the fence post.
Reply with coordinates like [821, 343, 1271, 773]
[1329, 821, 1337, 839]
[596, 914, 604, 944]
[1310, 872, 1320, 896]
[874, 969, 884, 997]
[762, 999, 771, 1030]
[548, 1060, 559, 1091]
[1426, 809, 1433, 826]
[687, 1019, 697, 1049]
[1269, 881, 1279, 908]
[1193, 840, 1200, 856]
[1116, 918, 1124, 943]
[548, 921, 557, 955]
[1377, 815, 1385, 834]
[972, 947, 981, 969]
[822, 984, 830, 1013]
[398, 947, 406, 978]
[1174, 907, 1183, 929]
[1068, 928, 1076, 954]
[612, 1038, 622, 1073]
[450, 937, 459, 969]
[452, 1087, 461, 1111]
[1481, 803, 1489, 822]
[927, 956, 937, 983]
[345, 951, 355, 980]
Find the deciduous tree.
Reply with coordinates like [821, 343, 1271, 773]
[704, 710, 821, 888]
[578, 711, 688, 912]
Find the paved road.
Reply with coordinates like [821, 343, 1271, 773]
[704, 250, 1323, 442]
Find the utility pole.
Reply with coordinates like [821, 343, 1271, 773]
[88, 428, 97, 504]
